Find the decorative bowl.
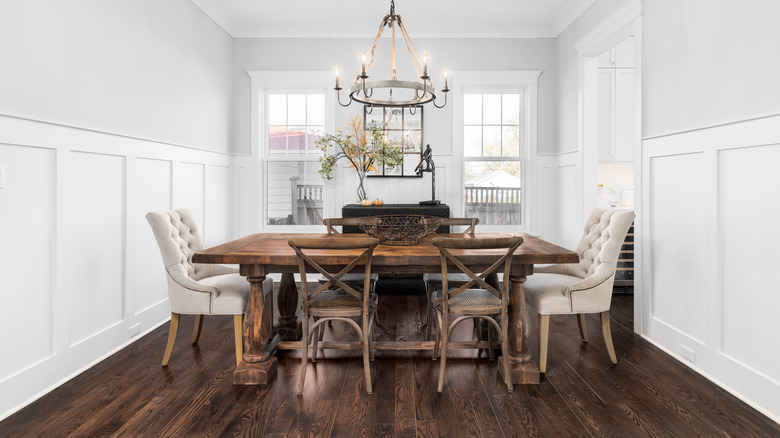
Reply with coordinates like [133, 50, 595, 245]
[356, 215, 443, 246]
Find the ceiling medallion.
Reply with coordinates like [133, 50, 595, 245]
[335, 0, 449, 109]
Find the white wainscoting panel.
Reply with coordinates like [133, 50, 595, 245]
[0, 144, 55, 381]
[134, 157, 172, 315]
[206, 164, 230, 246]
[719, 143, 780, 384]
[641, 114, 780, 422]
[67, 151, 126, 346]
[555, 151, 582, 249]
[0, 114, 232, 421]
[648, 152, 707, 341]
[175, 162, 206, 239]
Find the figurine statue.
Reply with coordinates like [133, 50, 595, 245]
[415, 144, 440, 205]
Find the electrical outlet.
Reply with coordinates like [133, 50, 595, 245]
[129, 323, 142, 338]
[681, 345, 695, 363]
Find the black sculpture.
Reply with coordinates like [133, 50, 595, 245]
[415, 144, 440, 205]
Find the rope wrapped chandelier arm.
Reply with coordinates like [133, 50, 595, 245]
[334, 0, 449, 109]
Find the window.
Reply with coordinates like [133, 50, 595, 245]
[265, 91, 326, 226]
[463, 92, 523, 226]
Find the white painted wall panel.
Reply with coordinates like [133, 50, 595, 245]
[719, 144, 780, 382]
[557, 164, 582, 249]
[0, 144, 55, 381]
[649, 152, 706, 341]
[174, 162, 205, 240]
[67, 151, 125, 345]
[134, 158, 171, 314]
[205, 165, 230, 246]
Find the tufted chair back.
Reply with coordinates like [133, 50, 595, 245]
[146, 209, 217, 281]
[552, 209, 634, 280]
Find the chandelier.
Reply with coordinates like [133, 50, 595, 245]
[335, 0, 449, 109]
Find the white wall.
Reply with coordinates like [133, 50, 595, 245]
[0, 0, 234, 420]
[640, 0, 780, 422]
[0, 0, 233, 153]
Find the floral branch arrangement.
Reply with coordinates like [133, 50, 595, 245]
[317, 116, 404, 201]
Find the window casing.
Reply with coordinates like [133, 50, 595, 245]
[463, 92, 524, 226]
[453, 71, 540, 233]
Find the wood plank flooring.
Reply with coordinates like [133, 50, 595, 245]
[2, 293, 778, 437]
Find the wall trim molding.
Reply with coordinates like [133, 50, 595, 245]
[574, 0, 641, 55]
[193, 0, 594, 39]
[642, 112, 780, 142]
[0, 113, 232, 156]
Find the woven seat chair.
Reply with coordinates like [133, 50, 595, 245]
[288, 235, 380, 394]
[431, 235, 523, 393]
[422, 218, 479, 340]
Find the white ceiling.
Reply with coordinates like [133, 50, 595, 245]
[192, 0, 595, 39]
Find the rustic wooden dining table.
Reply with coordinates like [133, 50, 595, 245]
[192, 232, 578, 387]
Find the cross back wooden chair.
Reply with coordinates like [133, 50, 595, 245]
[321, 218, 380, 290]
[288, 235, 380, 394]
[431, 235, 523, 393]
[423, 217, 479, 340]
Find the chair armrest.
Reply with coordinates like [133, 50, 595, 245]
[208, 264, 240, 277]
[535, 264, 570, 275]
[562, 265, 616, 313]
[166, 266, 218, 297]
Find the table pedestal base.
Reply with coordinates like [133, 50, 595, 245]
[273, 273, 302, 341]
[233, 357, 278, 385]
[498, 356, 540, 385]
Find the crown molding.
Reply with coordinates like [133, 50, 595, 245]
[193, 0, 595, 39]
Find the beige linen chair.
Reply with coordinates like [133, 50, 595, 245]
[289, 235, 380, 394]
[524, 208, 634, 373]
[422, 218, 479, 340]
[431, 235, 523, 393]
[146, 209, 273, 366]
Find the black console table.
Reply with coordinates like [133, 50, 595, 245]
[341, 203, 450, 294]
[341, 203, 451, 234]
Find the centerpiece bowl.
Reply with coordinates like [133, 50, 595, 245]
[356, 215, 443, 246]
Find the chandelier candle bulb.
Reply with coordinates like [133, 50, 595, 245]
[335, 69, 340, 89]
[423, 54, 428, 77]
[361, 54, 367, 76]
[443, 71, 448, 90]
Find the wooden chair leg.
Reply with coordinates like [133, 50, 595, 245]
[363, 314, 373, 394]
[577, 313, 588, 342]
[432, 311, 441, 360]
[233, 314, 243, 365]
[162, 313, 180, 367]
[192, 315, 203, 344]
[297, 313, 309, 394]
[538, 314, 550, 373]
[312, 318, 320, 363]
[502, 315, 512, 393]
[487, 321, 495, 361]
[437, 314, 449, 392]
[424, 281, 435, 341]
[601, 311, 617, 364]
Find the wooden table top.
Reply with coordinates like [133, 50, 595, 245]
[193, 233, 578, 274]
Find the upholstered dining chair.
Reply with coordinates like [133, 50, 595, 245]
[524, 208, 634, 373]
[321, 218, 379, 292]
[431, 235, 523, 393]
[422, 217, 479, 340]
[289, 235, 380, 394]
[146, 209, 273, 366]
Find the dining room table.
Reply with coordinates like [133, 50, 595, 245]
[192, 232, 578, 386]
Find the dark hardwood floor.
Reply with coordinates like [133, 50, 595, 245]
[2, 292, 778, 437]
